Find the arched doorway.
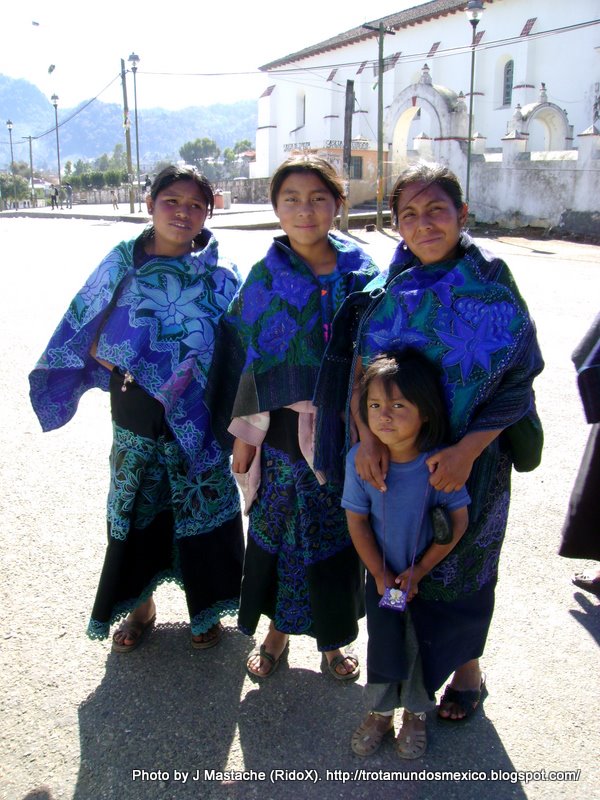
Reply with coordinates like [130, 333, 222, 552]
[385, 65, 468, 191]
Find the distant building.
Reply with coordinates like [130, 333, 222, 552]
[250, 0, 599, 225]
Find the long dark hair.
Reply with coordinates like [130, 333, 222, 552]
[141, 164, 214, 250]
[359, 349, 448, 451]
[389, 162, 464, 227]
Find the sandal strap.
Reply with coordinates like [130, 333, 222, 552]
[258, 644, 277, 667]
[328, 653, 359, 671]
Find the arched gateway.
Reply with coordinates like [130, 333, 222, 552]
[384, 64, 469, 191]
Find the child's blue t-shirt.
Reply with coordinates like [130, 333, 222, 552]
[342, 444, 470, 575]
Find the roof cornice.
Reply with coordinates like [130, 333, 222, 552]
[260, 0, 498, 71]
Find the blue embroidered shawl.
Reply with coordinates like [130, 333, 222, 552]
[314, 234, 544, 476]
[223, 232, 380, 418]
[361, 234, 544, 439]
[29, 230, 240, 473]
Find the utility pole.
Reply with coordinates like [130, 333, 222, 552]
[26, 135, 35, 207]
[340, 80, 354, 233]
[363, 23, 395, 231]
[120, 58, 135, 214]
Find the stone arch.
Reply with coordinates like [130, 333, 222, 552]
[384, 65, 468, 189]
[519, 100, 571, 151]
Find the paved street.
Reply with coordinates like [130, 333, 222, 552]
[1, 216, 598, 800]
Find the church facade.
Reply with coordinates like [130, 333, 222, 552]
[250, 0, 599, 228]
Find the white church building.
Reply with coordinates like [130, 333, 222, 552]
[250, 0, 599, 231]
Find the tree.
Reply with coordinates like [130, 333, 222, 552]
[64, 161, 73, 178]
[0, 172, 30, 205]
[105, 169, 123, 188]
[95, 153, 110, 171]
[179, 138, 221, 169]
[73, 159, 91, 176]
[233, 139, 253, 154]
[13, 161, 30, 178]
[110, 144, 127, 170]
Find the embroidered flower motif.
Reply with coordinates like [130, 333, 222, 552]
[180, 317, 215, 367]
[437, 313, 507, 382]
[241, 281, 271, 325]
[258, 310, 299, 357]
[364, 306, 429, 355]
[390, 268, 464, 313]
[271, 267, 314, 311]
[455, 298, 516, 346]
[136, 274, 205, 327]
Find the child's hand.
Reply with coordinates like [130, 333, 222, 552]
[395, 568, 422, 602]
[232, 438, 256, 473]
[376, 568, 397, 597]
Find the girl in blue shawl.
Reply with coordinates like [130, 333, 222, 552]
[29, 166, 244, 653]
[315, 162, 544, 720]
[223, 156, 379, 680]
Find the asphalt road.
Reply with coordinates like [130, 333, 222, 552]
[1, 217, 598, 800]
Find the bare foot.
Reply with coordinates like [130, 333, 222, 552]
[438, 659, 484, 720]
[191, 623, 223, 649]
[246, 623, 289, 677]
[324, 648, 360, 681]
[112, 597, 156, 651]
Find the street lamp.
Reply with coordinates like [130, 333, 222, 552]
[51, 94, 61, 185]
[464, 0, 484, 204]
[25, 135, 35, 207]
[128, 52, 142, 212]
[5, 120, 17, 209]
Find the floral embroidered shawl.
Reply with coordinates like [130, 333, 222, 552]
[222, 232, 380, 419]
[314, 233, 544, 476]
[29, 230, 240, 473]
[362, 234, 544, 439]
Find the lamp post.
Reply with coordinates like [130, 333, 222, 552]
[464, 0, 484, 205]
[26, 135, 35, 207]
[128, 52, 142, 212]
[51, 94, 61, 185]
[363, 23, 396, 231]
[5, 120, 17, 209]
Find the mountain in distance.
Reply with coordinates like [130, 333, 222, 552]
[0, 74, 257, 170]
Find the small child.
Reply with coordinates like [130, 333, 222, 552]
[342, 350, 470, 759]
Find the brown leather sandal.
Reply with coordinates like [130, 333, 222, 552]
[396, 710, 427, 760]
[351, 712, 394, 757]
[111, 614, 156, 653]
[191, 622, 223, 650]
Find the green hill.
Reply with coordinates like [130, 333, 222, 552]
[0, 75, 257, 170]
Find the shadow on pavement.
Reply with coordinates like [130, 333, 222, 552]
[71, 623, 529, 800]
[570, 592, 600, 646]
[73, 622, 252, 800]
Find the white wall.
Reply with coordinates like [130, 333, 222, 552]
[254, 0, 599, 178]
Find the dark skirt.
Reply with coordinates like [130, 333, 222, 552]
[238, 408, 364, 651]
[366, 441, 510, 694]
[365, 571, 493, 698]
[559, 424, 600, 561]
[87, 369, 244, 640]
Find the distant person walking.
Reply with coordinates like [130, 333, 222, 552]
[110, 189, 119, 210]
[65, 183, 73, 209]
[50, 185, 58, 210]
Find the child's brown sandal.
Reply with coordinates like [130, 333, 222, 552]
[396, 710, 427, 760]
[351, 712, 394, 757]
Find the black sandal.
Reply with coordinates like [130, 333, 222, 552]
[438, 674, 486, 721]
[246, 642, 289, 679]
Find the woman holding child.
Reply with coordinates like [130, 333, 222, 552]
[316, 162, 544, 754]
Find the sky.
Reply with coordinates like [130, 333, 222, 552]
[0, 1, 415, 111]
